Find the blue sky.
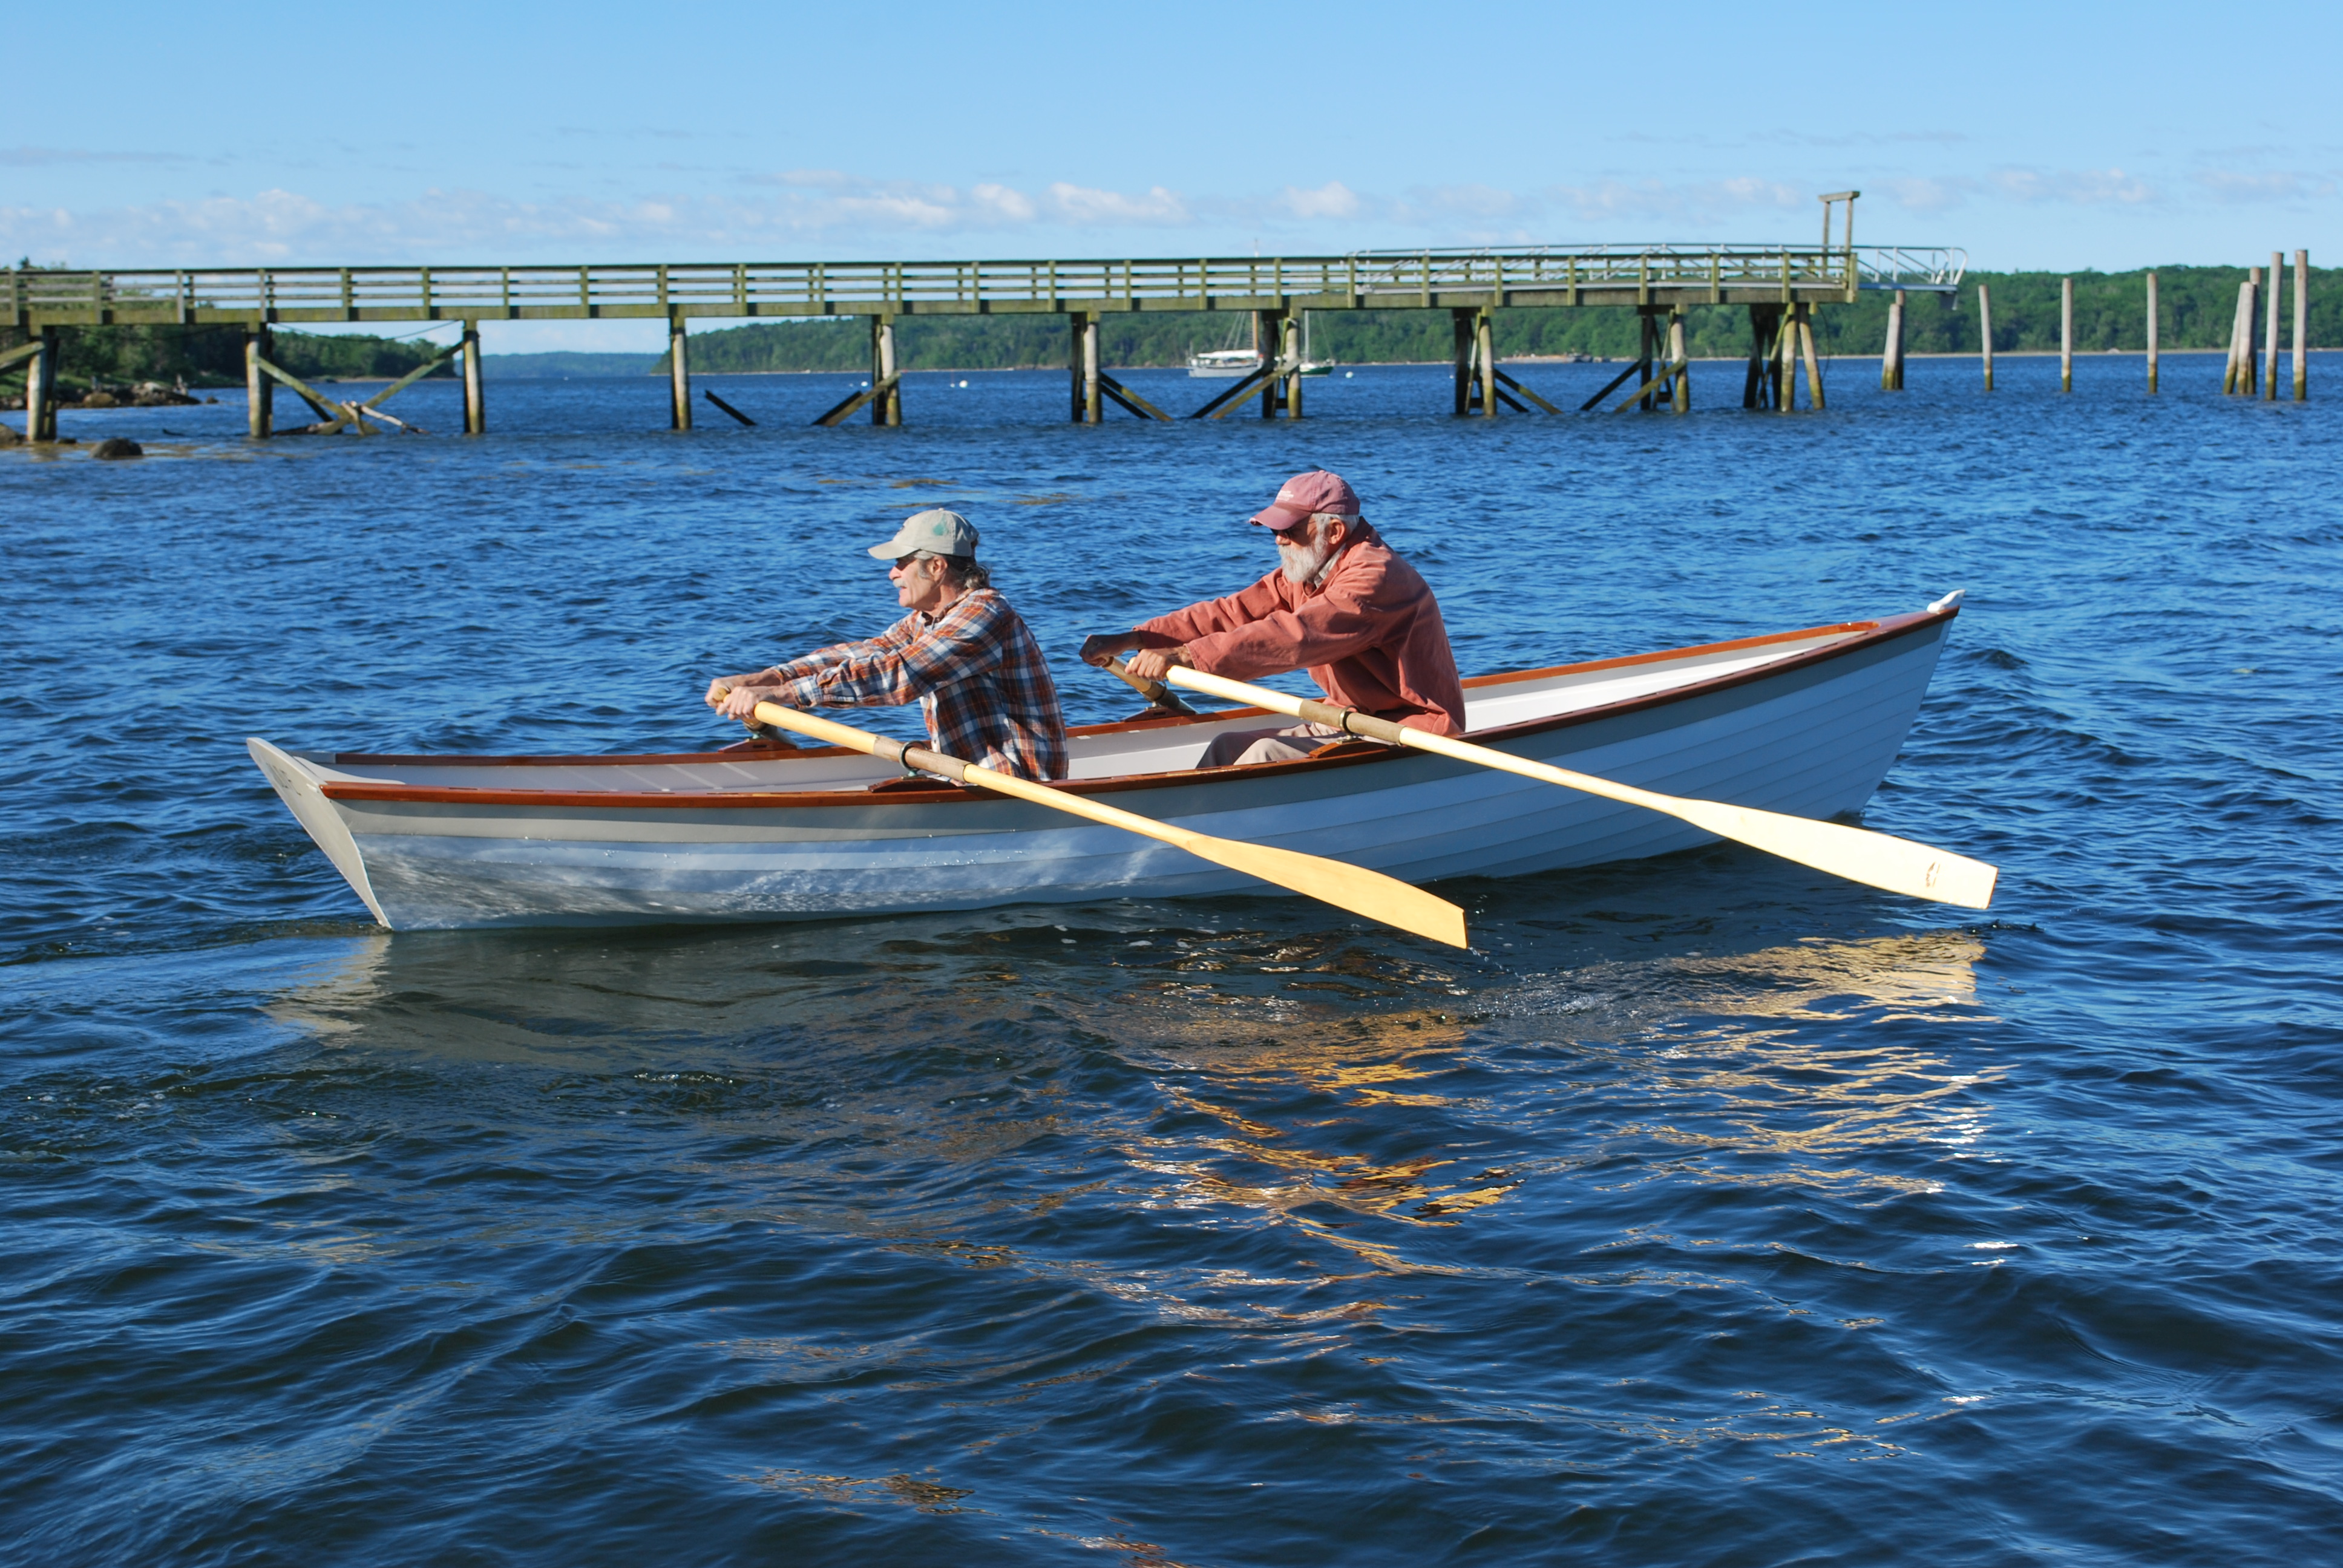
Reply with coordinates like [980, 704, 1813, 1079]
[9, 0, 2334, 351]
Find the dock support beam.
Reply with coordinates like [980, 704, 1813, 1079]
[1452, 309, 1472, 415]
[1744, 304, 1783, 409]
[24, 327, 58, 441]
[245, 325, 273, 438]
[1882, 290, 1906, 390]
[2145, 274, 2158, 394]
[1979, 284, 1996, 391]
[867, 315, 899, 426]
[2295, 249, 2310, 401]
[1669, 309, 1689, 413]
[1255, 311, 1283, 417]
[669, 314, 692, 431]
[1084, 315, 1101, 423]
[2263, 251, 2282, 402]
[1797, 304, 1824, 411]
[1283, 313, 1305, 418]
[1067, 311, 1103, 423]
[1475, 309, 1496, 417]
[2059, 277, 2073, 393]
[462, 321, 485, 434]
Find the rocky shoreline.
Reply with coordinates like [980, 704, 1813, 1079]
[1, 381, 211, 411]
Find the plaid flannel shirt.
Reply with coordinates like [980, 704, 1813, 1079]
[761, 589, 1068, 780]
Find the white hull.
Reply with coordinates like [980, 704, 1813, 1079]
[249, 607, 1959, 930]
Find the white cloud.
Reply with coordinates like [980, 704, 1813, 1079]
[2190, 169, 2337, 203]
[1040, 182, 1190, 224]
[1990, 166, 2154, 205]
[1280, 181, 1361, 220]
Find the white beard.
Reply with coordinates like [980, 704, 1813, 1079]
[1277, 524, 1337, 586]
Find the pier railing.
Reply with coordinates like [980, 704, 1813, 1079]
[5, 245, 1965, 328]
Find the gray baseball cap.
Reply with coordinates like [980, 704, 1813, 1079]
[867, 508, 980, 560]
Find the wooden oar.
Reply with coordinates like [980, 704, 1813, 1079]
[719, 693, 1469, 948]
[1107, 661, 1997, 910]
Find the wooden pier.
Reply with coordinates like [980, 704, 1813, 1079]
[8, 211, 1976, 436]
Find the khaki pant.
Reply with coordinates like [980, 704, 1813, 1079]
[1199, 722, 1346, 769]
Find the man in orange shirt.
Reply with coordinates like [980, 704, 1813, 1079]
[1081, 469, 1466, 768]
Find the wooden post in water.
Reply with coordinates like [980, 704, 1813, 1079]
[1283, 313, 1304, 419]
[1083, 315, 1102, 425]
[1797, 305, 1825, 411]
[1668, 309, 1689, 413]
[25, 326, 55, 440]
[461, 321, 485, 434]
[1067, 312, 1085, 422]
[2145, 273, 2158, 394]
[2243, 269, 2261, 396]
[1257, 311, 1281, 418]
[1476, 308, 1497, 418]
[245, 325, 272, 437]
[1778, 302, 1798, 413]
[2059, 277, 2073, 393]
[1881, 290, 1906, 390]
[1978, 284, 1995, 391]
[2263, 252, 2282, 402]
[669, 314, 692, 431]
[867, 314, 890, 424]
[1451, 308, 1472, 416]
[2223, 281, 2247, 393]
[1743, 305, 1780, 408]
[2295, 250, 2310, 400]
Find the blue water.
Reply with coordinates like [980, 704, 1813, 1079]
[5, 354, 2340, 1565]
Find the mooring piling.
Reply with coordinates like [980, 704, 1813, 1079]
[2146, 273, 2159, 394]
[1881, 290, 1906, 390]
[244, 327, 272, 437]
[2294, 250, 2310, 400]
[2060, 278, 2074, 393]
[24, 327, 59, 440]
[1282, 314, 1305, 418]
[667, 315, 692, 431]
[460, 322, 485, 434]
[2263, 252, 2282, 402]
[1668, 310, 1690, 413]
[1978, 284, 1995, 391]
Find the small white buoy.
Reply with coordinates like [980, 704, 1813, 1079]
[1344, 371, 1354, 378]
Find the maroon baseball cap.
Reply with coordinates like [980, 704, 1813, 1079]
[1248, 469, 1361, 529]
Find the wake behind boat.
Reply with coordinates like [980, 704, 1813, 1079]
[249, 600, 1967, 931]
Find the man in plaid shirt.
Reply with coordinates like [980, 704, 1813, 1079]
[707, 509, 1068, 780]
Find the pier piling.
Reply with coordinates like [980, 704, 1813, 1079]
[2263, 253, 2282, 402]
[1796, 304, 1824, 410]
[25, 327, 57, 441]
[461, 322, 485, 434]
[1282, 314, 1304, 419]
[2295, 250, 2310, 400]
[872, 316, 900, 426]
[1881, 290, 1906, 390]
[2146, 273, 2158, 394]
[1669, 310, 1690, 413]
[1743, 304, 1782, 408]
[1476, 309, 1497, 418]
[1451, 310, 1472, 416]
[2060, 278, 2073, 393]
[1084, 315, 1103, 424]
[244, 327, 273, 438]
[1979, 284, 1995, 391]
[669, 315, 692, 431]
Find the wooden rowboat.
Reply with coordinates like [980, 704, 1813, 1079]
[249, 598, 1966, 931]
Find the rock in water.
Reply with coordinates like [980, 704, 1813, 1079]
[0, 423, 20, 445]
[92, 437, 144, 460]
[80, 390, 119, 408]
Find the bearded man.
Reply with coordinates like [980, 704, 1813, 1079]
[1080, 469, 1466, 768]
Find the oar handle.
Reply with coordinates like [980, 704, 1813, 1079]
[1099, 656, 1199, 716]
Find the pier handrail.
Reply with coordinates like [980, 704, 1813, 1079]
[4, 243, 1965, 328]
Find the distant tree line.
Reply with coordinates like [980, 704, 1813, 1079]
[649, 266, 2338, 373]
[0, 324, 456, 394]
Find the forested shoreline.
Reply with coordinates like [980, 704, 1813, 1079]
[7, 266, 2329, 396]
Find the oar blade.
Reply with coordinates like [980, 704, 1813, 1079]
[1184, 835, 1469, 949]
[1678, 799, 1997, 909]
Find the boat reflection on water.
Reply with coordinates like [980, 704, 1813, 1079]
[261, 915, 1996, 1273]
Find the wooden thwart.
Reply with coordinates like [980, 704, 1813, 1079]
[1144, 665, 1999, 910]
[732, 697, 1470, 948]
